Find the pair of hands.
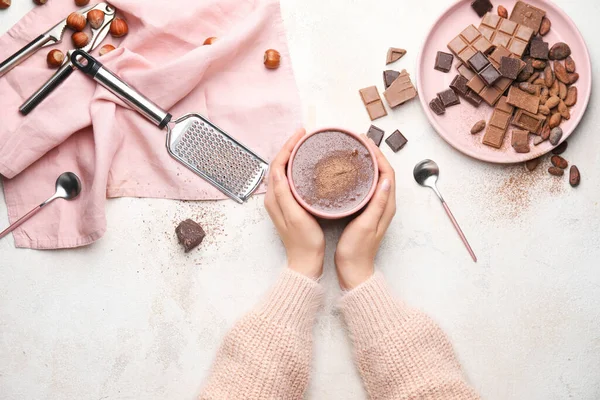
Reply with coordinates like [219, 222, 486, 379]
[264, 129, 396, 290]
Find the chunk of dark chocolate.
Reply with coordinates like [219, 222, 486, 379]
[464, 90, 483, 106]
[500, 56, 522, 79]
[468, 51, 490, 72]
[176, 219, 206, 253]
[529, 39, 549, 59]
[434, 51, 454, 72]
[437, 88, 461, 108]
[468, 51, 502, 86]
[471, 0, 493, 17]
[479, 63, 502, 86]
[385, 130, 408, 152]
[366, 125, 385, 146]
[383, 70, 400, 89]
[429, 97, 446, 115]
[450, 74, 470, 96]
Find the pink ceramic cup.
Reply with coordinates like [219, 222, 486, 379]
[287, 127, 379, 220]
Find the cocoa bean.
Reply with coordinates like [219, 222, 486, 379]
[551, 155, 568, 169]
[525, 157, 541, 171]
[550, 80, 559, 97]
[517, 60, 534, 82]
[558, 82, 567, 100]
[540, 124, 551, 140]
[519, 82, 539, 95]
[546, 96, 560, 109]
[528, 72, 541, 83]
[558, 101, 570, 120]
[544, 65, 555, 87]
[568, 73, 579, 85]
[549, 42, 571, 60]
[533, 78, 546, 86]
[569, 165, 580, 187]
[554, 61, 570, 84]
[498, 5, 509, 18]
[549, 114, 562, 130]
[532, 59, 547, 70]
[548, 167, 564, 177]
[471, 120, 486, 134]
[565, 56, 576, 73]
[533, 136, 545, 146]
[539, 17, 551, 36]
[564, 87, 578, 107]
[538, 105, 550, 115]
[552, 141, 568, 155]
[549, 126, 563, 145]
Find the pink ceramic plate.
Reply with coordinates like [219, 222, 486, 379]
[416, 0, 592, 164]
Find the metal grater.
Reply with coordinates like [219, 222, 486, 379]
[71, 50, 268, 204]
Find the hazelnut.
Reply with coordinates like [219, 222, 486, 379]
[33, 0, 48, 4]
[72, 31, 89, 48]
[203, 37, 218, 45]
[87, 10, 105, 30]
[46, 49, 64, 68]
[66, 12, 86, 32]
[264, 49, 281, 69]
[74, 0, 89, 5]
[99, 44, 116, 56]
[0, 0, 11, 9]
[109, 18, 128, 38]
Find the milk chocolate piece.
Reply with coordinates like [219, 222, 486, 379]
[434, 51, 454, 72]
[366, 125, 385, 146]
[511, 129, 530, 153]
[383, 69, 417, 108]
[383, 70, 400, 89]
[500, 56, 522, 79]
[437, 88, 460, 108]
[176, 219, 206, 253]
[447, 25, 494, 65]
[506, 86, 539, 114]
[471, 0, 493, 17]
[385, 130, 408, 152]
[457, 63, 476, 80]
[510, 1, 546, 35]
[450, 74, 482, 107]
[482, 96, 514, 148]
[529, 39, 549, 60]
[359, 86, 387, 120]
[479, 12, 534, 57]
[512, 109, 545, 133]
[387, 48, 406, 64]
[429, 98, 445, 115]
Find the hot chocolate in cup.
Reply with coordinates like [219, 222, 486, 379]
[287, 128, 379, 219]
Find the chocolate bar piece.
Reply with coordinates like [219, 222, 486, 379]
[437, 88, 460, 108]
[383, 70, 400, 89]
[510, 1, 546, 35]
[479, 12, 534, 57]
[387, 48, 406, 64]
[512, 109, 545, 133]
[434, 51, 454, 72]
[383, 69, 417, 108]
[506, 86, 540, 114]
[457, 63, 476, 80]
[385, 130, 408, 152]
[482, 96, 514, 148]
[450, 74, 482, 106]
[471, 0, 493, 17]
[359, 86, 387, 120]
[429, 98, 445, 115]
[529, 39, 549, 60]
[512, 129, 531, 153]
[176, 219, 206, 253]
[468, 51, 501, 86]
[500, 56, 523, 79]
[447, 25, 494, 65]
[366, 125, 385, 146]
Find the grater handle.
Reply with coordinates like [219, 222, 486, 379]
[71, 50, 172, 129]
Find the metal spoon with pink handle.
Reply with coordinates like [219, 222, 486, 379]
[0, 172, 82, 240]
[413, 160, 477, 263]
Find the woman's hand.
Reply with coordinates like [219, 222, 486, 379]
[264, 129, 326, 280]
[335, 138, 396, 290]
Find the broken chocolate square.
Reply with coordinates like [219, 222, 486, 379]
[429, 97, 445, 115]
[387, 48, 406, 64]
[468, 51, 490, 72]
[359, 86, 387, 120]
[383, 70, 400, 89]
[434, 51, 454, 72]
[511, 129, 531, 153]
[450, 74, 470, 96]
[509, 1, 546, 35]
[471, 0, 493, 17]
[529, 39, 549, 59]
[176, 219, 206, 253]
[500, 56, 523, 79]
[385, 130, 408, 152]
[437, 88, 461, 108]
[479, 64, 502, 86]
[366, 125, 385, 146]
[383, 69, 417, 108]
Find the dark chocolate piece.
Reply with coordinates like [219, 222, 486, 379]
[437, 88, 460, 108]
[359, 86, 387, 120]
[500, 56, 522, 79]
[450, 74, 470, 96]
[447, 25, 495, 65]
[529, 39, 549, 59]
[468, 51, 501, 86]
[464, 90, 483, 106]
[429, 98, 446, 115]
[509, 1, 546, 35]
[366, 125, 385, 146]
[434, 51, 454, 72]
[479, 64, 502, 86]
[479, 12, 534, 57]
[383, 69, 417, 108]
[385, 130, 408, 152]
[383, 70, 400, 89]
[471, 0, 493, 17]
[176, 219, 206, 253]
[468, 51, 490, 72]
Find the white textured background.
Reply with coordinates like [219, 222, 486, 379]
[1, 0, 600, 399]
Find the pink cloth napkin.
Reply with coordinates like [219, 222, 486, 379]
[0, 0, 301, 249]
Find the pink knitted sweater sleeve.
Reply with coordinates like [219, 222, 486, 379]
[340, 273, 480, 400]
[199, 268, 324, 400]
